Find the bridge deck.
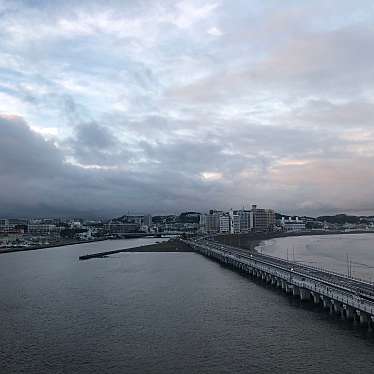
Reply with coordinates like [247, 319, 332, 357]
[190, 239, 374, 315]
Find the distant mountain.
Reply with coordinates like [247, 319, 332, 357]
[275, 212, 374, 225]
[177, 212, 201, 224]
[317, 214, 361, 224]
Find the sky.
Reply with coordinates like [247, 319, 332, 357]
[1, 0, 374, 218]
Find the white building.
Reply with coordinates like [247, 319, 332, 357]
[281, 217, 306, 232]
[219, 215, 230, 233]
[70, 221, 82, 229]
[229, 210, 240, 234]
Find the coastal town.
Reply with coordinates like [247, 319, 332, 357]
[2, 204, 374, 251]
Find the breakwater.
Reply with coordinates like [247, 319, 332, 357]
[79, 239, 193, 260]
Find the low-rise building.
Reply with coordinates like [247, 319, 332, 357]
[104, 222, 140, 233]
[281, 217, 306, 232]
[117, 214, 152, 226]
[0, 219, 13, 233]
[27, 224, 61, 237]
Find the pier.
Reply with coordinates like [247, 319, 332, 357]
[186, 238, 374, 327]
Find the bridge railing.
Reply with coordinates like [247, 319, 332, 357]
[190, 240, 374, 314]
[204, 239, 374, 288]
[203, 243, 374, 312]
[259, 251, 374, 287]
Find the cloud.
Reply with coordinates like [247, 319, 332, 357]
[1, 1, 374, 216]
[0, 115, 238, 216]
[1, 112, 371, 218]
[0, 115, 64, 176]
[207, 27, 222, 37]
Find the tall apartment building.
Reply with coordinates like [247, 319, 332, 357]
[207, 212, 220, 233]
[250, 205, 275, 232]
[199, 210, 222, 234]
[219, 215, 230, 233]
[238, 210, 250, 233]
[199, 214, 207, 233]
[229, 210, 240, 234]
[201, 206, 275, 234]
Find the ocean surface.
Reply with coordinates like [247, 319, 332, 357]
[1, 236, 374, 374]
[260, 233, 374, 282]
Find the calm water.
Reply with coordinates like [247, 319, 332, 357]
[1, 237, 374, 373]
[260, 233, 374, 281]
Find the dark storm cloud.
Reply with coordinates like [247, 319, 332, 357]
[0, 116, 230, 216]
[74, 122, 117, 149]
[0, 115, 64, 176]
[64, 121, 128, 167]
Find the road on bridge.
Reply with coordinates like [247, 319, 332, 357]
[196, 238, 374, 303]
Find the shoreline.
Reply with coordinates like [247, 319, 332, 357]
[0, 238, 108, 254]
[2, 230, 373, 256]
[213, 230, 374, 253]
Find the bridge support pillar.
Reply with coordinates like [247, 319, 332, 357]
[281, 280, 287, 291]
[311, 292, 320, 305]
[327, 299, 336, 315]
[321, 297, 331, 309]
[332, 300, 342, 315]
[358, 311, 369, 326]
[282, 282, 292, 293]
[335, 303, 341, 314]
[299, 288, 310, 301]
[276, 278, 282, 288]
[343, 305, 354, 321]
[285, 284, 293, 294]
[292, 286, 300, 297]
[369, 316, 374, 331]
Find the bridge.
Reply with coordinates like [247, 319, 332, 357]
[185, 237, 374, 328]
